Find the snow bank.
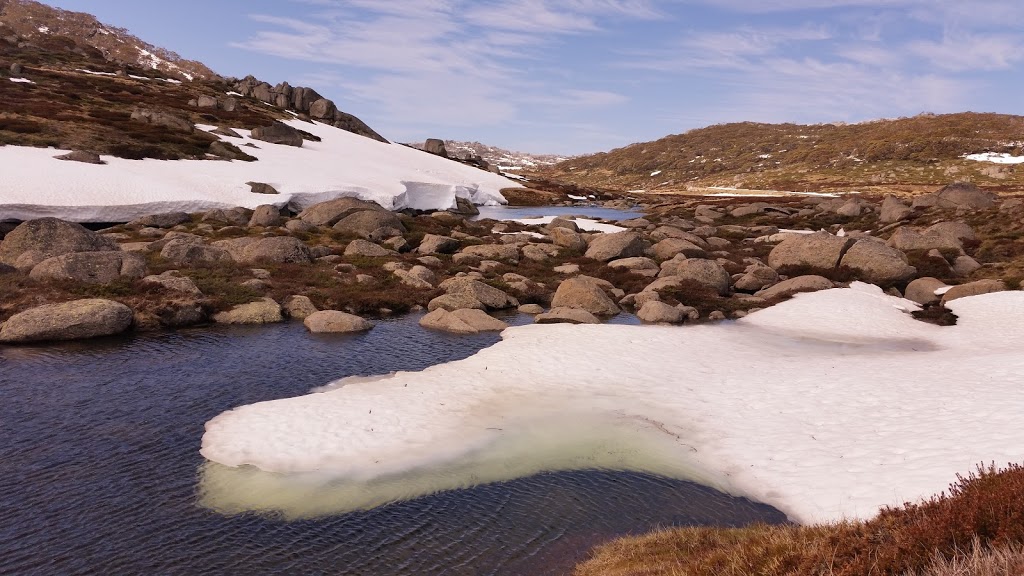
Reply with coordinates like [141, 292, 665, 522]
[0, 119, 516, 222]
[964, 152, 1024, 165]
[199, 284, 1024, 523]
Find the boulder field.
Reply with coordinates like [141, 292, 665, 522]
[1, 182, 1022, 344]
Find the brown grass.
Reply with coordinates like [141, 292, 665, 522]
[575, 463, 1024, 576]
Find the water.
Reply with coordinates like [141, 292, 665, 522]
[0, 316, 786, 575]
[473, 205, 645, 222]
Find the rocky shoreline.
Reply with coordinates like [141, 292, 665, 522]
[1, 181, 1021, 345]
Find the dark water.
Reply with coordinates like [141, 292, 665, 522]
[474, 205, 645, 222]
[0, 316, 786, 575]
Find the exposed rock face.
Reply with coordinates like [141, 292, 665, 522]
[423, 139, 449, 158]
[299, 197, 385, 226]
[905, 277, 946, 305]
[212, 298, 283, 324]
[0, 218, 119, 268]
[661, 258, 731, 296]
[29, 251, 148, 284]
[130, 109, 194, 133]
[344, 239, 392, 257]
[417, 234, 460, 255]
[585, 231, 648, 262]
[419, 308, 507, 334]
[304, 310, 374, 333]
[55, 150, 104, 164]
[768, 232, 854, 275]
[535, 307, 600, 324]
[941, 279, 1006, 305]
[0, 299, 133, 343]
[755, 275, 834, 300]
[251, 122, 303, 147]
[550, 276, 620, 316]
[839, 240, 917, 286]
[637, 301, 686, 324]
[333, 210, 406, 239]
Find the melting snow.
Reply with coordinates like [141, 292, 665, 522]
[200, 285, 1024, 522]
[963, 152, 1024, 165]
[0, 119, 517, 222]
[9, 78, 34, 84]
[650, 170, 662, 177]
[509, 215, 625, 233]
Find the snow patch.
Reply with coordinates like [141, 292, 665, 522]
[200, 286, 1024, 523]
[0, 119, 517, 222]
[9, 77, 34, 84]
[963, 152, 1024, 165]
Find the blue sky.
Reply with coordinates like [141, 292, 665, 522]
[48, 0, 1024, 155]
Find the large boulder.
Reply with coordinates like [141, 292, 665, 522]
[905, 277, 947, 305]
[436, 277, 518, 310]
[460, 244, 520, 263]
[248, 205, 283, 228]
[940, 279, 1006, 305]
[250, 122, 303, 147]
[660, 258, 731, 296]
[161, 237, 234, 265]
[333, 210, 406, 238]
[0, 299, 133, 343]
[584, 231, 648, 262]
[886, 227, 963, 254]
[304, 310, 374, 333]
[636, 301, 686, 324]
[755, 275, 833, 300]
[141, 271, 204, 297]
[419, 308, 507, 334]
[29, 251, 148, 284]
[299, 197, 386, 226]
[879, 195, 913, 223]
[734, 264, 780, 292]
[935, 182, 997, 210]
[924, 220, 976, 243]
[650, 238, 707, 260]
[212, 298, 283, 324]
[0, 218, 119, 268]
[839, 240, 917, 286]
[308, 98, 338, 120]
[344, 239, 392, 258]
[548, 227, 587, 251]
[423, 138, 449, 158]
[767, 232, 854, 275]
[282, 295, 319, 319]
[217, 236, 314, 264]
[550, 276, 620, 316]
[417, 234, 460, 255]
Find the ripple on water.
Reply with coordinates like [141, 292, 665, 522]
[0, 315, 786, 575]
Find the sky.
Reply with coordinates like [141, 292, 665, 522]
[46, 0, 1024, 155]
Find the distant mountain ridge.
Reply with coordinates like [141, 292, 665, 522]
[540, 113, 1024, 195]
[0, 0, 215, 81]
[405, 139, 571, 171]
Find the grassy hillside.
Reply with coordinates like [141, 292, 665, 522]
[539, 113, 1024, 196]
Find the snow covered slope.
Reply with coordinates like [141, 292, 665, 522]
[200, 284, 1024, 523]
[0, 119, 518, 222]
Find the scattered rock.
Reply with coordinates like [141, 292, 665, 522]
[839, 240, 917, 286]
[660, 257, 732, 296]
[130, 109, 194, 133]
[535, 307, 601, 324]
[585, 231, 648, 262]
[905, 277, 946, 305]
[518, 304, 544, 314]
[212, 298, 283, 324]
[887, 227, 963, 254]
[248, 205, 282, 227]
[333, 210, 406, 238]
[132, 212, 191, 228]
[0, 299, 134, 344]
[142, 271, 203, 297]
[941, 279, 1006, 305]
[734, 264, 780, 292]
[246, 182, 279, 195]
[650, 238, 707, 260]
[209, 141, 256, 162]
[767, 232, 854, 275]
[438, 277, 518, 310]
[419, 308, 507, 334]
[161, 237, 233, 265]
[304, 310, 374, 333]
[55, 150, 104, 164]
[460, 244, 520, 263]
[221, 236, 314, 264]
[344, 239, 392, 258]
[282, 295, 319, 319]
[637, 301, 686, 324]
[550, 276, 620, 316]
[755, 275, 834, 300]
[251, 122, 303, 147]
[952, 255, 982, 277]
[0, 218, 119, 268]
[418, 234, 460, 255]
[548, 227, 587, 251]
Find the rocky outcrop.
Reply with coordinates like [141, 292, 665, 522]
[879, 195, 913, 223]
[839, 240, 916, 286]
[130, 109, 194, 133]
[0, 218, 119, 269]
[29, 251, 147, 284]
[303, 310, 374, 333]
[550, 276, 619, 316]
[0, 299, 133, 344]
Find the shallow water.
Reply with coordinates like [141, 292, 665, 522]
[0, 316, 786, 575]
[474, 205, 645, 222]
